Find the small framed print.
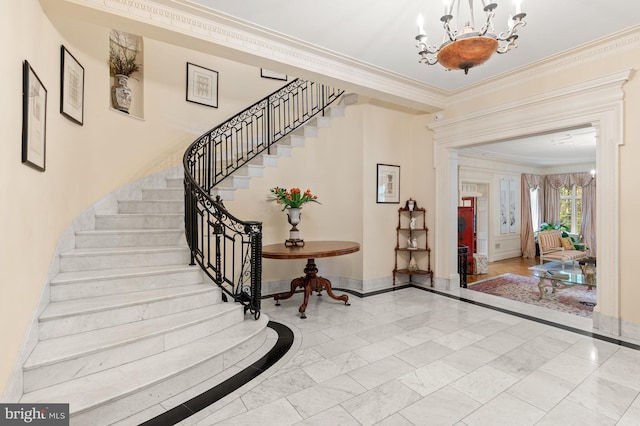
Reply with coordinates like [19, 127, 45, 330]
[186, 62, 218, 108]
[22, 60, 47, 172]
[376, 164, 400, 204]
[60, 45, 84, 125]
[260, 68, 287, 81]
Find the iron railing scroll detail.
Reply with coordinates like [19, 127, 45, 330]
[183, 79, 344, 319]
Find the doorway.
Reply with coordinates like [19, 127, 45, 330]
[429, 71, 628, 336]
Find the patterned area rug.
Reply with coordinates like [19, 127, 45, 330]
[468, 273, 596, 318]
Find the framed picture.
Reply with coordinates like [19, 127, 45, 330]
[186, 62, 218, 108]
[509, 178, 517, 233]
[60, 45, 84, 125]
[260, 68, 287, 81]
[376, 164, 400, 203]
[500, 178, 507, 234]
[22, 60, 47, 172]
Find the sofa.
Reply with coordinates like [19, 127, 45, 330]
[537, 229, 587, 269]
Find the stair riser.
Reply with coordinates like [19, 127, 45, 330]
[75, 231, 185, 249]
[95, 214, 183, 230]
[118, 201, 184, 214]
[24, 307, 243, 393]
[237, 165, 263, 178]
[142, 189, 183, 201]
[284, 135, 305, 147]
[316, 116, 332, 128]
[276, 145, 292, 157]
[59, 249, 191, 272]
[51, 270, 203, 301]
[250, 155, 278, 167]
[232, 176, 250, 189]
[301, 125, 318, 138]
[166, 178, 183, 188]
[210, 187, 235, 201]
[39, 290, 220, 340]
[69, 330, 267, 424]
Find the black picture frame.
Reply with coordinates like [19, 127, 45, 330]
[60, 45, 84, 125]
[186, 62, 218, 108]
[376, 164, 400, 203]
[260, 68, 287, 81]
[22, 60, 47, 172]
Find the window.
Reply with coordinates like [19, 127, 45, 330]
[559, 185, 582, 234]
[530, 187, 540, 231]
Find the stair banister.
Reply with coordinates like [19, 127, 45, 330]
[183, 79, 343, 318]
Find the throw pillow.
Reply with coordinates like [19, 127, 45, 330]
[560, 237, 575, 250]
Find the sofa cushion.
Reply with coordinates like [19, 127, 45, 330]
[560, 237, 575, 250]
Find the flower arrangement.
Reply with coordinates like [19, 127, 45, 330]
[109, 31, 141, 77]
[269, 187, 320, 211]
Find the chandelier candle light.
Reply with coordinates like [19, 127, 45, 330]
[269, 187, 320, 247]
[415, 0, 526, 74]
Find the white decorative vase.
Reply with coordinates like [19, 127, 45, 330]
[111, 74, 132, 113]
[287, 207, 302, 241]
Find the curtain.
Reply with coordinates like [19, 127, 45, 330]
[544, 174, 571, 225]
[574, 173, 597, 255]
[521, 174, 543, 258]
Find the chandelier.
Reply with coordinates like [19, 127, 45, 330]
[415, 0, 526, 74]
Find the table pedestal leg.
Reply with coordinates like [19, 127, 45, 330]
[274, 257, 350, 319]
[537, 277, 546, 299]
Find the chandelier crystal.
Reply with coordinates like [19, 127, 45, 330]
[415, 0, 526, 74]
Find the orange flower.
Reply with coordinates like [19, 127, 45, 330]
[269, 186, 321, 211]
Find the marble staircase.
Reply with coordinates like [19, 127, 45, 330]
[19, 176, 268, 425]
[16, 95, 352, 424]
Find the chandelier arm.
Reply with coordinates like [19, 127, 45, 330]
[442, 17, 456, 42]
[496, 19, 526, 41]
[496, 38, 518, 54]
[418, 56, 439, 65]
[478, 6, 495, 36]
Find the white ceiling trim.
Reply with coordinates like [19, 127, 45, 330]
[61, 0, 448, 111]
[448, 25, 640, 105]
[430, 69, 632, 146]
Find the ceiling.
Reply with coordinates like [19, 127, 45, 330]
[186, 0, 640, 93]
[180, 0, 637, 166]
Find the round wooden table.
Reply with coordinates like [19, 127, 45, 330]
[262, 241, 360, 319]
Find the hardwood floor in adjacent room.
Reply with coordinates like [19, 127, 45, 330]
[467, 256, 539, 284]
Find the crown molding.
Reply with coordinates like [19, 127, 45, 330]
[430, 69, 632, 146]
[47, 0, 446, 112]
[447, 25, 640, 105]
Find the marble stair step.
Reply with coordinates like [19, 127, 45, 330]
[95, 213, 183, 230]
[118, 200, 184, 214]
[166, 177, 183, 188]
[21, 315, 269, 425]
[38, 284, 219, 340]
[210, 186, 236, 201]
[24, 302, 243, 393]
[50, 264, 203, 301]
[236, 163, 264, 178]
[74, 228, 185, 248]
[141, 188, 183, 200]
[59, 246, 191, 272]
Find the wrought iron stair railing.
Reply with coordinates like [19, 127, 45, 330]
[183, 79, 344, 318]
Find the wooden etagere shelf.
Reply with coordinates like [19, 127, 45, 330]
[393, 201, 433, 287]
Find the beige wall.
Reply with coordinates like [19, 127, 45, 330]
[226, 103, 435, 288]
[0, 0, 320, 394]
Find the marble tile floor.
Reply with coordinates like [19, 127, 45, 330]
[133, 286, 640, 425]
